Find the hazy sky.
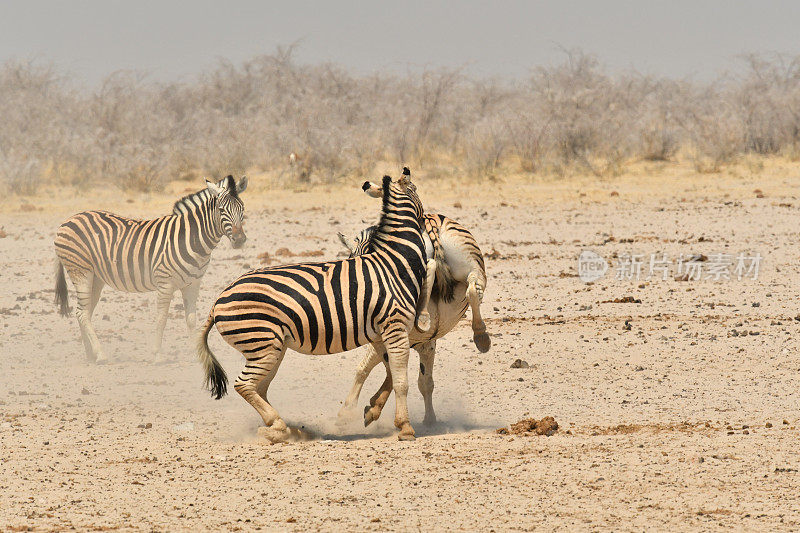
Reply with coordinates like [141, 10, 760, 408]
[1, 1, 799, 84]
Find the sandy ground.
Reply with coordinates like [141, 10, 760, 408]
[3, 164, 800, 531]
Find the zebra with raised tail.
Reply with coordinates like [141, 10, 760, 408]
[337, 202, 490, 427]
[197, 168, 435, 441]
[54, 175, 248, 363]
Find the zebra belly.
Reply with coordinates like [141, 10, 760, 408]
[440, 232, 475, 281]
[410, 282, 469, 346]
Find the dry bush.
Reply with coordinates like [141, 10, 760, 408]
[4, 50, 800, 193]
[528, 51, 653, 176]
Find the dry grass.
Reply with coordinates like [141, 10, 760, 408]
[4, 49, 800, 194]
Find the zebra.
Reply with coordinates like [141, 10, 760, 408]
[197, 169, 436, 442]
[336, 202, 489, 427]
[54, 175, 248, 363]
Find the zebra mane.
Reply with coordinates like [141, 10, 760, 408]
[355, 225, 378, 254]
[172, 175, 238, 215]
[172, 188, 214, 215]
[363, 174, 394, 247]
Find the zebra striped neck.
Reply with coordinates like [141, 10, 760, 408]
[172, 188, 224, 251]
[368, 183, 424, 251]
[173, 188, 213, 215]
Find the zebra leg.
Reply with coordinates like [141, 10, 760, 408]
[153, 288, 174, 362]
[87, 277, 107, 363]
[234, 343, 291, 442]
[415, 259, 437, 332]
[416, 340, 437, 425]
[337, 342, 384, 423]
[383, 322, 415, 441]
[72, 271, 105, 363]
[180, 280, 201, 334]
[363, 351, 393, 427]
[467, 270, 491, 353]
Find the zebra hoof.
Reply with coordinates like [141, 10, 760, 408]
[364, 405, 380, 427]
[473, 332, 491, 353]
[258, 426, 290, 444]
[397, 425, 416, 441]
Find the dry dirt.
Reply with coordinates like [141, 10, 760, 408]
[3, 164, 800, 531]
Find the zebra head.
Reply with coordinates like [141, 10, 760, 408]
[205, 175, 248, 248]
[362, 167, 424, 221]
[343, 168, 423, 258]
[337, 226, 376, 258]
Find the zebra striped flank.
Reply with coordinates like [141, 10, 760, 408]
[198, 169, 428, 441]
[54, 175, 248, 363]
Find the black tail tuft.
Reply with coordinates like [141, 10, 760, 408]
[208, 362, 228, 400]
[198, 314, 228, 399]
[362, 181, 371, 191]
[54, 260, 70, 317]
[402, 166, 410, 175]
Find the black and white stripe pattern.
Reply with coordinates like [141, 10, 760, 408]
[337, 211, 490, 426]
[197, 169, 431, 441]
[54, 175, 248, 363]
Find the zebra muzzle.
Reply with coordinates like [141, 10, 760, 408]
[230, 227, 247, 248]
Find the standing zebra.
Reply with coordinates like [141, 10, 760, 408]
[54, 175, 248, 363]
[337, 203, 489, 426]
[197, 169, 435, 441]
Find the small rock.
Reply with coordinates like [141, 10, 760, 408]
[510, 359, 529, 369]
[81, 388, 90, 395]
[766, 422, 773, 428]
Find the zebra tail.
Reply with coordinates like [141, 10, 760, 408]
[54, 259, 70, 317]
[431, 238, 456, 303]
[197, 313, 228, 399]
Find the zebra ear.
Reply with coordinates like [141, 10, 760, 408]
[337, 232, 355, 253]
[206, 179, 224, 196]
[362, 181, 383, 198]
[236, 176, 248, 194]
[398, 167, 412, 191]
